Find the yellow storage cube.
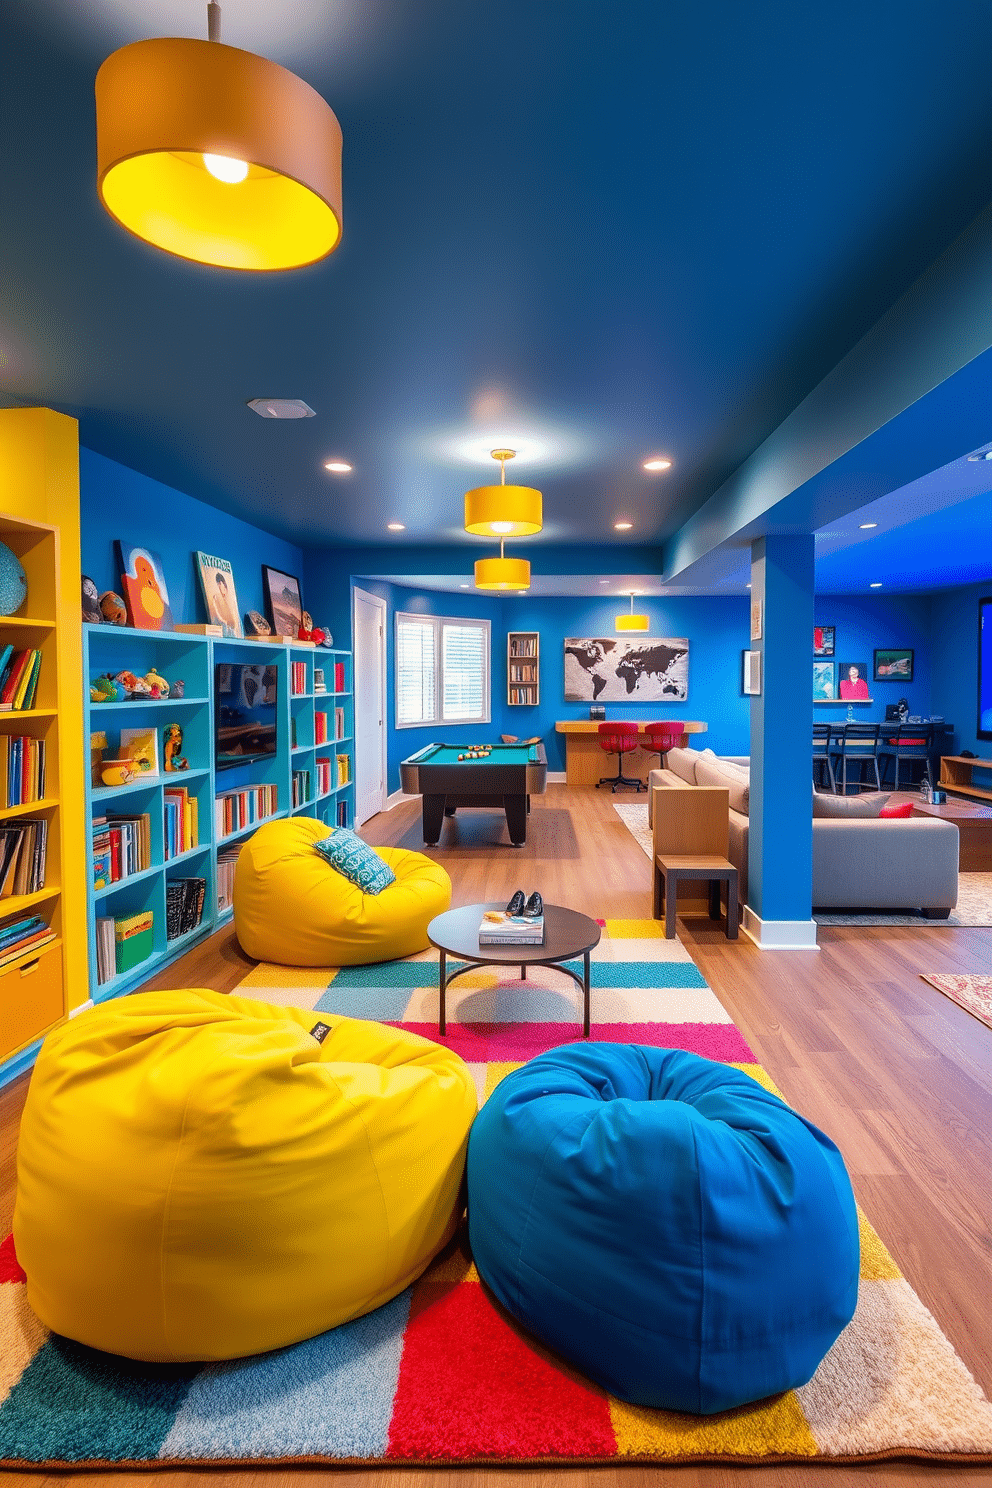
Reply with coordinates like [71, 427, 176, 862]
[234, 817, 451, 966]
[14, 989, 477, 1362]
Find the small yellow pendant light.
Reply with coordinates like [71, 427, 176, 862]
[465, 449, 543, 536]
[474, 542, 531, 591]
[95, 1, 343, 271]
[616, 592, 649, 632]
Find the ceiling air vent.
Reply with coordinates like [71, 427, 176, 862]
[247, 398, 316, 419]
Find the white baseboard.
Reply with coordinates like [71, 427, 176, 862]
[69, 999, 94, 1018]
[383, 789, 414, 811]
[741, 907, 819, 950]
[547, 771, 566, 783]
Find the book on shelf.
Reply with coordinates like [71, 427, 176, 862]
[114, 910, 154, 975]
[315, 757, 332, 795]
[163, 786, 198, 859]
[0, 817, 48, 899]
[166, 876, 206, 941]
[334, 706, 345, 739]
[478, 910, 545, 945]
[1, 735, 47, 807]
[291, 660, 308, 695]
[175, 623, 223, 636]
[0, 912, 56, 968]
[102, 811, 152, 884]
[95, 915, 115, 984]
[334, 661, 345, 692]
[215, 783, 278, 838]
[0, 649, 43, 711]
[314, 668, 326, 694]
[292, 769, 311, 807]
[336, 753, 350, 786]
[314, 711, 328, 744]
[216, 844, 243, 913]
[335, 798, 348, 827]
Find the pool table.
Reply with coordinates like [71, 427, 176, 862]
[400, 741, 548, 847]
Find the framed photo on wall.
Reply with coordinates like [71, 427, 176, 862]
[838, 661, 871, 701]
[742, 650, 761, 696]
[813, 660, 836, 701]
[263, 565, 303, 638]
[813, 625, 835, 657]
[873, 648, 914, 682]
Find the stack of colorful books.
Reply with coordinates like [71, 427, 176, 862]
[478, 910, 545, 946]
[291, 769, 311, 807]
[215, 784, 278, 838]
[0, 818, 48, 899]
[291, 661, 308, 696]
[315, 711, 328, 744]
[163, 786, 198, 859]
[1, 736, 47, 807]
[95, 909, 154, 983]
[336, 753, 350, 786]
[93, 811, 152, 887]
[0, 647, 43, 712]
[216, 845, 242, 912]
[315, 757, 332, 796]
[0, 912, 56, 969]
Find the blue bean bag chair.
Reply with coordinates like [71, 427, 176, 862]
[467, 1044, 859, 1414]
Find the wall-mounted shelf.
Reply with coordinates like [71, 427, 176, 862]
[507, 631, 540, 706]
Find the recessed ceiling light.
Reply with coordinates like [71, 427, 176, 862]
[859, 522, 877, 529]
[643, 457, 672, 472]
[247, 398, 315, 419]
[323, 460, 352, 473]
[517, 589, 526, 595]
[614, 520, 633, 531]
[387, 522, 405, 531]
[870, 581, 883, 588]
[746, 583, 751, 589]
[459, 583, 470, 588]
[599, 579, 610, 584]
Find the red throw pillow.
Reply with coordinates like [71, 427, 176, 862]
[879, 801, 914, 818]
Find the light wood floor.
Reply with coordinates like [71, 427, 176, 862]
[2, 784, 990, 1487]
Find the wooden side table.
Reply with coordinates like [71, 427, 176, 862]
[653, 854, 739, 940]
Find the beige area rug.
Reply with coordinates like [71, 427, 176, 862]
[613, 803, 992, 927]
[920, 974, 992, 1032]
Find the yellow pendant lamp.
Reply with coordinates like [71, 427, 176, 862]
[95, 2, 343, 271]
[465, 449, 543, 536]
[470, 449, 538, 590]
[616, 592, 649, 632]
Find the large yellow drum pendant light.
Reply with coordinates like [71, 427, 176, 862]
[616, 592, 649, 631]
[95, 2, 343, 271]
[465, 449, 543, 536]
[474, 551, 531, 591]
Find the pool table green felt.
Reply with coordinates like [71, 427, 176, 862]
[400, 742, 548, 846]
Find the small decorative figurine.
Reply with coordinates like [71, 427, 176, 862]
[316, 627, 334, 647]
[163, 721, 189, 772]
[99, 590, 128, 625]
[172, 678, 185, 698]
[245, 610, 271, 638]
[90, 730, 108, 786]
[82, 575, 103, 624]
[90, 673, 122, 702]
[144, 667, 170, 699]
[101, 758, 138, 787]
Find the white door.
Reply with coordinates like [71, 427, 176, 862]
[353, 587, 387, 824]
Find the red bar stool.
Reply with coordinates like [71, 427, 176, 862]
[595, 721, 646, 793]
[642, 721, 686, 768]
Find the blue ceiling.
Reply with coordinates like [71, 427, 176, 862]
[2, 0, 992, 562]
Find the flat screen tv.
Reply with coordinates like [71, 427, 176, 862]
[215, 663, 278, 770]
[979, 597, 992, 741]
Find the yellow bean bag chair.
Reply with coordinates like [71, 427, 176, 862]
[14, 990, 477, 1363]
[234, 817, 451, 966]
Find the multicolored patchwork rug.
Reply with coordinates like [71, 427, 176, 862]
[2, 921, 991, 1469]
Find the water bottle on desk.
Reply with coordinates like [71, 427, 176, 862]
[846, 704, 854, 723]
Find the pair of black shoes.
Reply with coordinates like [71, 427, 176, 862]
[505, 889, 543, 918]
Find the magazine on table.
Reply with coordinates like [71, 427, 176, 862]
[478, 910, 544, 946]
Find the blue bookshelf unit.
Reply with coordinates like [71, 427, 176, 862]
[83, 626, 354, 1003]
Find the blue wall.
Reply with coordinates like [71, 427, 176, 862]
[80, 447, 305, 628]
[812, 592, 933, 720]
[929, 580, 990, 757]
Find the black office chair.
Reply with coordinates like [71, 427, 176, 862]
[831, 722, 881, 794]
[812, 723, 836, 793]
[878, 722, 933, 791]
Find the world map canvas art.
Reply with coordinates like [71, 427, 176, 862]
[564, 638, 689, 702]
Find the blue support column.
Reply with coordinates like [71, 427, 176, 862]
[746, 535, 818, 949]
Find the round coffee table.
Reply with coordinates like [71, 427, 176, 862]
[427, 902, 602, 1038]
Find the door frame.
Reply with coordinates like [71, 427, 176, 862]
[352, 585, 388, 825]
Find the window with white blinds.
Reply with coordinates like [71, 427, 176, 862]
[395, 613, 490, 727]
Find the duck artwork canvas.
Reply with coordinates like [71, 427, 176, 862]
[115, 542, 175, 631]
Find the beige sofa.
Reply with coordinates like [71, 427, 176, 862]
[649, 747, 959, 917]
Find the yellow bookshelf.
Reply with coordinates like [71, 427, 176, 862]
[0, 409, 87, 1071]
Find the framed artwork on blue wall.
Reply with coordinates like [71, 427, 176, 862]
[813, 625, 835, 656]
[873, 648, 913, 682]
[813, 660, 836, 701]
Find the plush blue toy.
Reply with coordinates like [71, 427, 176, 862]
[0, 542, 28, 616]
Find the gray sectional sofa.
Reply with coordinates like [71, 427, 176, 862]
[649, 747, 959, 916]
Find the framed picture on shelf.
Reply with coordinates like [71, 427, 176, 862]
[742, 649, 761, 695]
[813, 660, 836, 701]
[813, 625, 835, 657]
[115, 542, 175, 631]
[873, 648, 914, 682]
[263, 565, 303, 638]
[118, 726, 159, 778]
[195, 553, 242, 638]
[838, 661, 871, 701]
